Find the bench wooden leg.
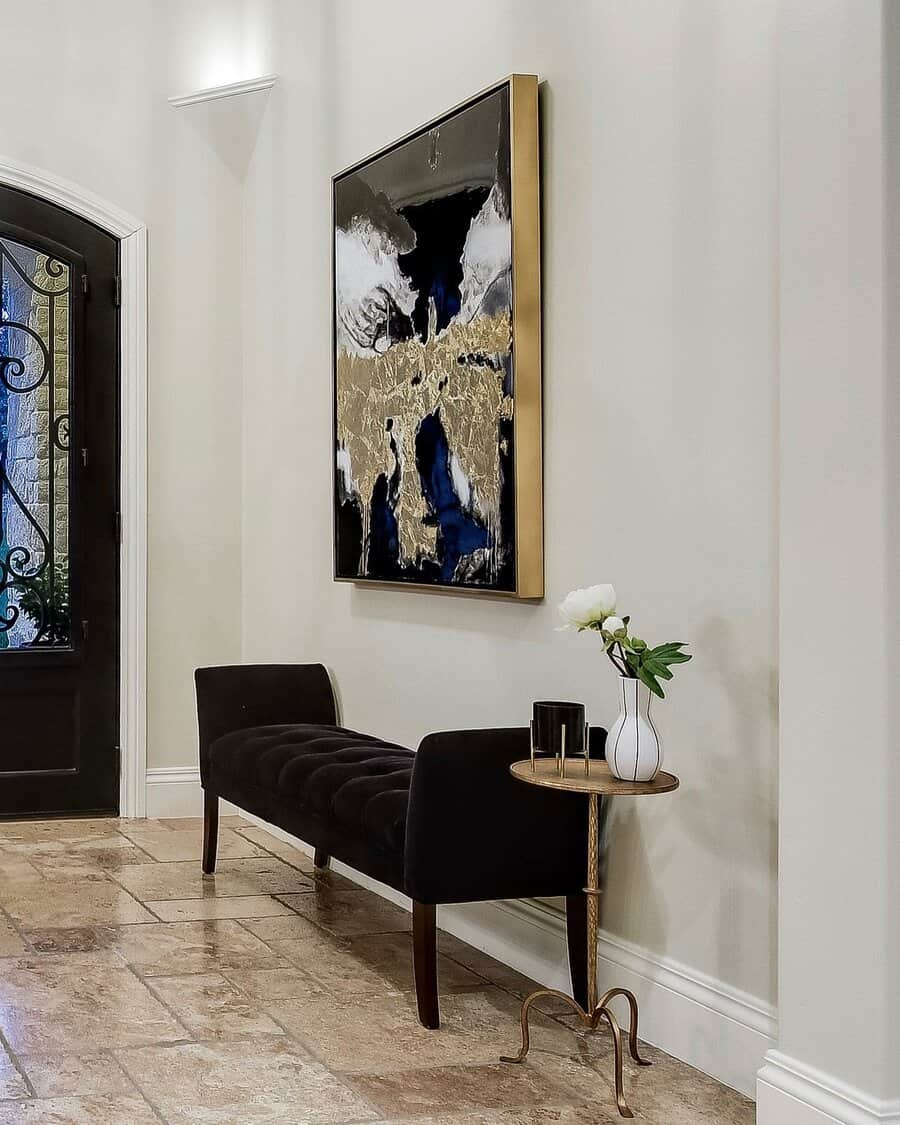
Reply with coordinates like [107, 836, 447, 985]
[413, 901, 439, 1029]
[313, 847, 330, 870]
[566, 892, 589, 1009]
[202, 790, 219, 875]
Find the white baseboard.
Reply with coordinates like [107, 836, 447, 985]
[145, 768, 243, 819]
[145, 767, 204, 818]
[144, 768, 775, 1097]
[757, 1052, 900, 1125]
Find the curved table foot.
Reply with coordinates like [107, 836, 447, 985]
[597, 987, 653, 1066]
[597, 1005, 633, 1118]
[500, 985, 648, 1118]
[500, 989, 589, 1064]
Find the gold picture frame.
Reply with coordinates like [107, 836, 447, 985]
[332, 74, 543, 600]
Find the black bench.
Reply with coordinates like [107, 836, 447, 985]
[196, 663, 600, 1028]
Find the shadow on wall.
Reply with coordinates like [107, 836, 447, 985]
[601, 799, 670, 960]
[689, 614, 778, 1001]
[599, 613, 777, 1003]
[348, 583, 546, 643]
[174, 87, 273, 179]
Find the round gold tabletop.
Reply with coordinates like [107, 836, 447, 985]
[510, 758, 679, 796]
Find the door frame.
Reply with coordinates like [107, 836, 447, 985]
[0, 155, 148, 817]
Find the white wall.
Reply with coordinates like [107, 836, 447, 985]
[1, 0, 783, 1096]
[758, 1, 900, 1120]
[0, 0, 246, 770]
[241, 0, 778, 1026]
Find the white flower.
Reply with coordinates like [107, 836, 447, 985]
[602, 615, 626, 637]
[558, 584, 617, 630]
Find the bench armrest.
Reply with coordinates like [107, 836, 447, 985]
[195, 664, 337, 786]
[403, 727, 604, 905]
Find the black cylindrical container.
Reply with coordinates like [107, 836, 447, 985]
[532, 701, 586, 757]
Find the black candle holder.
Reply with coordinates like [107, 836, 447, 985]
[531, 701, 588, 776]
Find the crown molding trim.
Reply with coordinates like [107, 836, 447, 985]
[168, 74, 278, 109]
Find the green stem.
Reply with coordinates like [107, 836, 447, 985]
[617, 641, 636, 678]
[606, 648, 628, 677]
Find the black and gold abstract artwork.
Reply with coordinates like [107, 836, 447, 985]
[333, 76, 542, 598]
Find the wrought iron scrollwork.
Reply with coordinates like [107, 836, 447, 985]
[53, 413, 70, 452]
[0, 236, 71, 648]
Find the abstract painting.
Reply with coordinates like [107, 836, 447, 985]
[333, 75, 542, 598]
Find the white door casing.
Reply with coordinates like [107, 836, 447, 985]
[0, 155, 148, 816]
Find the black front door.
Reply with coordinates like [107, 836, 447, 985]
[0, 186, 119, 817]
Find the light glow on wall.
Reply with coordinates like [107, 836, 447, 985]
[173, 0, 274, 99]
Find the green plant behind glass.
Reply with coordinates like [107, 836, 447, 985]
[18, 562, 69, 645]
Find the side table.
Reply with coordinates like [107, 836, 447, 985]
[500, 757, 680, 1118]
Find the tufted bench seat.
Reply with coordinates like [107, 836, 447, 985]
[197, 663, 600, 1029]
[206, 723, 415, 890]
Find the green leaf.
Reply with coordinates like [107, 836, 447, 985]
[644, 659, 674, 680]
[638, 664, 665, 698]
[648, 643, 692, 665]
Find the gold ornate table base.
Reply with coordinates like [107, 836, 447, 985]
[500, 982, 650, 1118]
[501, 789, 655, 1119]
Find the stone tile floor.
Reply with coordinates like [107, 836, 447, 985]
[0, 816, 756, 1123]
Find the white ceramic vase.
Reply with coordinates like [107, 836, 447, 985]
[606, 675, 662, 782]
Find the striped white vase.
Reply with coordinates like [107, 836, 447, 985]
[605, 675, 662, 782]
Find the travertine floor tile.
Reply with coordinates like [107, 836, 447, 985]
[18, 1051, 135, 1098]
[118, 1037, 380, 1124]
[0, 816, 754, 1125]
[345, 931, 485, 992]
[2, 833, 138, 857]
[155, 815, 248, 833]
[0, 953, 187, 1053]
[146, 894, 297, 922]
[0, 1094, 160, 1123]
[146, 972, 288, 1039]
[26, 927, 115, 955]
[437, 934, 573, 1015]
[0, 1043, 28, 1099]
[277, 887, 411, 935]
[0, 818, 122, 842]
[2, 882, 156, 927]
[378, 1109, 618, 1124]
[0, 914, 28, 956]
[619, 1048, 755, 1125]
[265, 987, 575, 1073]
[239, 912, 332, 942]
[233, 825, 317, 869]
[112, 856, 313, 901]
[528, 1047, 755, 1124]
[101, 919, 286, 975]
[347, 1061, 576, 1117]
[262, 930, 483, 998]
[220, 964, 328, 1000]
[0, 836, 153, 885]
[24, 844, 156, 880]
[118, 823, 267, 862]
[0, 854, 45, 887]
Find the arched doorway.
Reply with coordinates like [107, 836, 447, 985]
[0, 185, 119, 815]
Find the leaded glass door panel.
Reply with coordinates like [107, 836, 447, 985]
[0, 235, 73, 649]
[0, 187, 119, 817]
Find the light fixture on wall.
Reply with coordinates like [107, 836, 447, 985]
[168, 73, 278, 109]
